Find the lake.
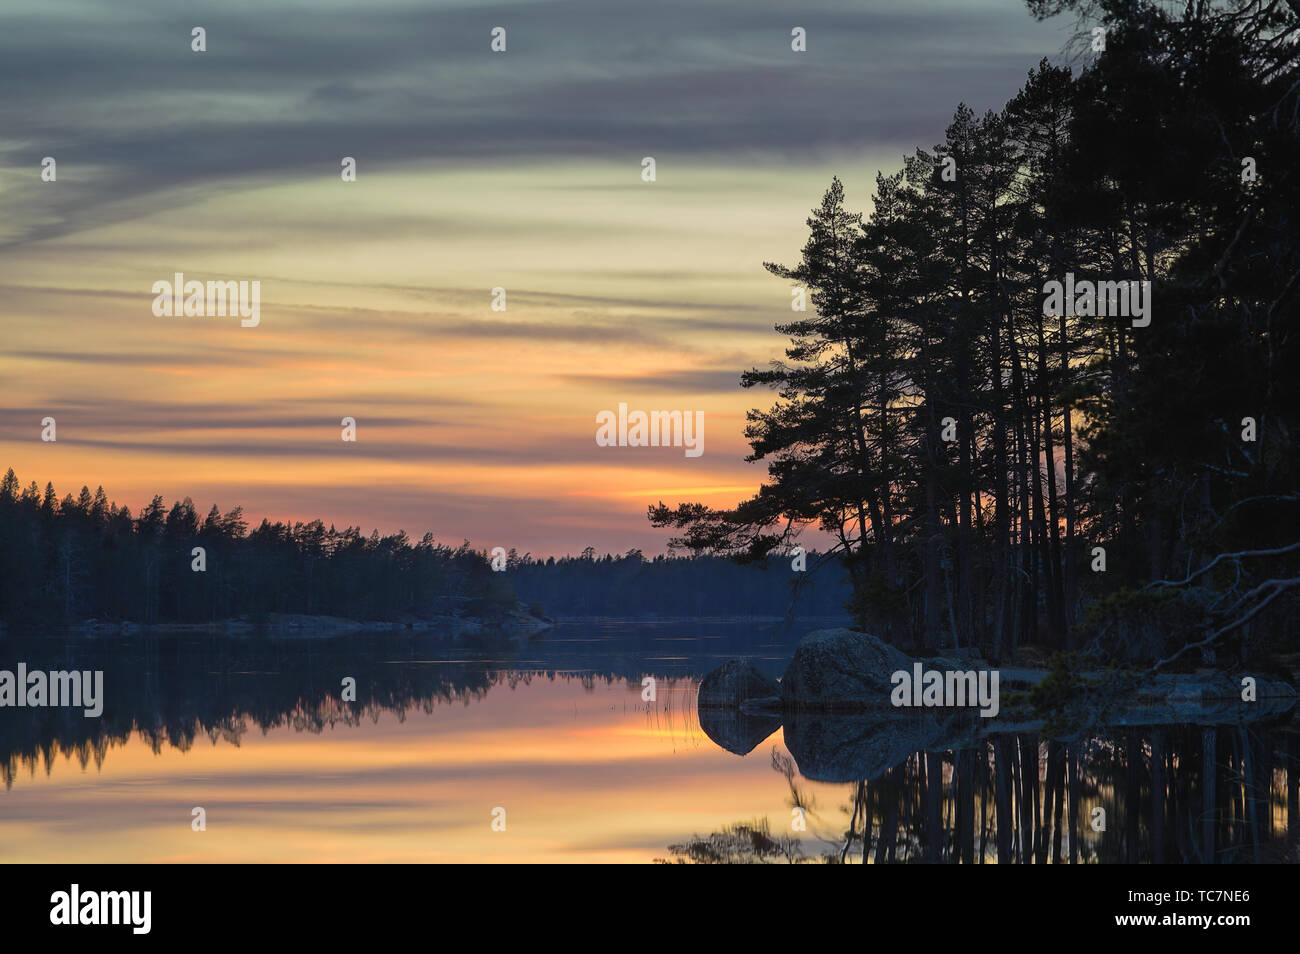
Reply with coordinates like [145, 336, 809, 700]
[1, 620, 1295, 863]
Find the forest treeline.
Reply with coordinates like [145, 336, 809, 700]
[0, 470, 516, 627]
[505, 549, 851, 618]
[651, 0, 1300, 664]
[0, 468, 848, 628]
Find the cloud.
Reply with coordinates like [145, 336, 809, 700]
[0, 0, 1071, 246]
[558, 367, 745, 393]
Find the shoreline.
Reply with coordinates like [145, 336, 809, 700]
[6, 609, 555, 641]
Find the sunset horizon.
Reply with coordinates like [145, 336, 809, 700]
[1, 0, 1073, 557]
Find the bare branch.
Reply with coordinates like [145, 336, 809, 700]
[1152, 578, 1300, 671]
[1145, 541, 1300, 589]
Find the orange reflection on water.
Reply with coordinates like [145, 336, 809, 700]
[0, 677, 815, 863]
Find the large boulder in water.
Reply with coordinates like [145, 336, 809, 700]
[781, 628, 913, 711]
[696, 659, 781, 710]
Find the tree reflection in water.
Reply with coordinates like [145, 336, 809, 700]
[673, 727, 1299, 864]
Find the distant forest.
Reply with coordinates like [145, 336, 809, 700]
[652, 0, 1300, 665]
[505, 549, 851, 618]
[0, 469, 849, 629]
[0, 469, 516, 627]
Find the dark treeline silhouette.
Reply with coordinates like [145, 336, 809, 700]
[0, 467, 853, 629]
[504, 548, 852, 618]
[0, 469, 517, 627]
[665, 726, 1300, 864]
[0, 630, 703, 790]
[651, 0, 1300, 664]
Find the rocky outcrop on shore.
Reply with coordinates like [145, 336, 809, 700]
[712, 626, 1296, 714]
[780, 628, 915, 711]
[696, 627, 1299, 777]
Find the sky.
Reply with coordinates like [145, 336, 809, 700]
[0, 0, 1077, 556]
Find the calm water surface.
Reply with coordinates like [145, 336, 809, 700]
[1, 620, 1295, 863]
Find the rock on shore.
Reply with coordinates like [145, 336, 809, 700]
[780, 628, 914, 711]
[698, 626, 1298, 717]
[692, 627, 1300, 782]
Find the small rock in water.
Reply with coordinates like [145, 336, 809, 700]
[696, 659, 781, 710]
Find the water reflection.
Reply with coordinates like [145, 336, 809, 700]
[0, 621, 788, 786]
[682, 727, 1298, 864]
[690, 706, 1299, 864]
[1, 623, 1295, 863]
